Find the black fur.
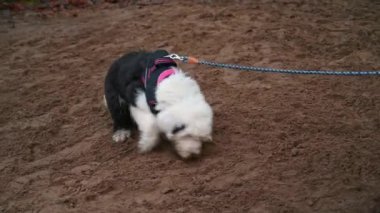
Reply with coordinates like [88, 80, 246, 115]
[104, 51, 146, 132]
[104, 49, 170, 133]
[172, 124, 186, 134]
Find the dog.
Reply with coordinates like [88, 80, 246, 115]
[104, 50, 213, 159]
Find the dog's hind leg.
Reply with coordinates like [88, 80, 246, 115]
[104, 84, 132, 143]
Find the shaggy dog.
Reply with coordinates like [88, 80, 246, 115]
[104, 50, 213, 159]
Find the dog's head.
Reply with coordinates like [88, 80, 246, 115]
[156, 96, 213, 159]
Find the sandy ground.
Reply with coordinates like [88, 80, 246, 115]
[1, 1, 380, 212]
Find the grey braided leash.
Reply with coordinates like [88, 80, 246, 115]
[166, 54, 380, 76]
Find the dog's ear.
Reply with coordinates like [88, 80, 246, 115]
[172, 124, 186, 134]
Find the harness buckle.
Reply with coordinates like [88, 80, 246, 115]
[165, 53, 185, 61]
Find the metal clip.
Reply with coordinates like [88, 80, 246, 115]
[165, 53, 185, 61]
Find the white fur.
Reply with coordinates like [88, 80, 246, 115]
[103, 95, 108, 108]
[112, 129, 131, 143]
[103, 95, 126, 109]
[130, 68, 213, 159]
[130, 90, 160, 153]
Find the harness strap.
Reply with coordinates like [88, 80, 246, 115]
[142, 57, 177, 87]
[142, 52, 177, 114]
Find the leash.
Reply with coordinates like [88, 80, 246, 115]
[165, 54, 380, 76]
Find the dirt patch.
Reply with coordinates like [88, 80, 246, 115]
[1, 1, 380, 212]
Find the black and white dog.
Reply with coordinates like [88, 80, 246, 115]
[104, 50, 213, 159]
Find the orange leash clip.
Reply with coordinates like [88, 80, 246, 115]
[186, 56, 199, 64]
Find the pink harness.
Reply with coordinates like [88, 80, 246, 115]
[141, 57, 177, 114]
[141, 58, 176, 87]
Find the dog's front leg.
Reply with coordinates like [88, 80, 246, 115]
[130, 106, 159, 153]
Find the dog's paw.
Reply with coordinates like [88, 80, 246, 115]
[112, 129, 131, 143]
[137, 138, 157, 153]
